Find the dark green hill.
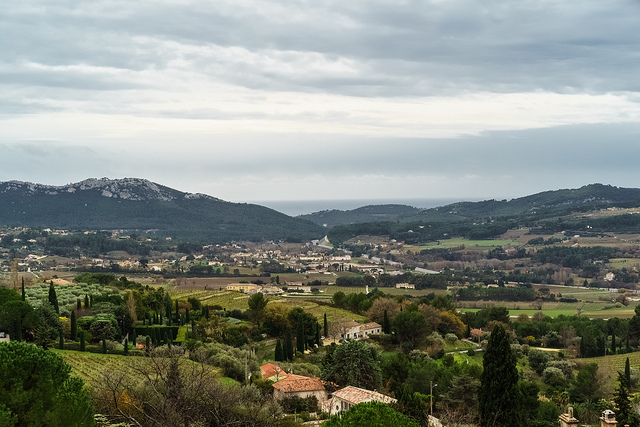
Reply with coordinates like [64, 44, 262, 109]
[326, 184, 640, 245]
[0, 178, 323, 242]
[299, 204, 422, 228]
[408, 183, 640, 222]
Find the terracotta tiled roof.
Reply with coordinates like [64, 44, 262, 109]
[260, 363, 287, 379]
[331, 386, 396, 405]
[342, 321, 360, 329]
[273, 374, 325, 393]
[358, 322, 381, 331]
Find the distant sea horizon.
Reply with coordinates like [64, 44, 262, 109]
[249, 198, 480, 216]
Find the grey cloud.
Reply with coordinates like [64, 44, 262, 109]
[1, 0, 639, 98]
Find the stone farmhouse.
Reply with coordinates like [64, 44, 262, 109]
[324, 386, 396, 416]
[340, 321, 382, 340]
[272, 374, 328, 401]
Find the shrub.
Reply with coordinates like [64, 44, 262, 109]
[542, 367, 565, 387]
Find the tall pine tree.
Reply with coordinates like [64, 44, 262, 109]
[21, 278, 25, 301]
[296, 317, 306, 354]
[48, 282, 59, 314]
[383, 309, 391, 334]
[275, 339, 284, 362]
[626, 357, 632, 388]
[479, 324, 522, 427]
[70, 310, 77, 341]
[614, 371, 639, 427]
[284, 329, 294, 361]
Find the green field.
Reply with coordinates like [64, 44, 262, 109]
[168, 289, 366, 322]
[55, 350, 230, 390]
[410, 237, 522, 251]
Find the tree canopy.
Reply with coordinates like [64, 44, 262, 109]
[323, 401, 420, 427]
[479, 324, 521, 427]
[321, 341, 381, 391]
[0, 341, 95, 426]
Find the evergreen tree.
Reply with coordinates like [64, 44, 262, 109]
[205, 305, 210, 319]
[285, 329, 294, 361]
[70, 310, 77, 341]
[275, 339, 284, 362]
[79, 331, 86, 351]
[479, 324, 522, 427]
[186, 308, 190, 323]
[48, 282, 59, 314]
[76, 298, 81, 310]
[165, 297, 172, 319]
[612, 334, 617, 354]
[175, 300, 180, 322]
[58, 330, 64, 350]
[324, 313, 328, 338]
[626, 357, 632, 388]
[131, 328, 137, 345]
[102, 338, 107, 354]
[383, 309, 391, 334]
[84, 294, 89, 309]
[315, 322, 321, 347]
[21, 278, 25, 301]
[123, 338, 129, 356]
[89, 295, 92, 308]
[296, 317, 306, 354]
[145, 335, 151, 352]
[614, 372, 639, 427]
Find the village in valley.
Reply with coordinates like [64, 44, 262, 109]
[4, 214, 640, 426]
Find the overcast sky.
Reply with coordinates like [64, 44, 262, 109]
[1, 0, 640, 209]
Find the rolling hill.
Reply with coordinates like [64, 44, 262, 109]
[0, 178, 324, 242]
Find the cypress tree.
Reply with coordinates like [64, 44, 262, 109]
[614, 372, 639, 427]
[383, 309, 390, 334]
[186, 308, 190, 323]
[296, 317, 305, 353]
[131, 329, 137, 346]
[324, 313, 328, 338]
[89, 295, 92, 308]
[77, 299, 81, 310]
[79, 330, 86, 351]
[164, 331, 170, 346]
[145, 335, 151, 352]
[626, 357, 631, 387]
[84, 294, 89, 308]
[70, 311, 77, 341]
[285, 330, 294, 361]
[21, 278, 25, 301]
[612, 334, 617, 354]
[165, 299, 172, 319]
[275, 339, 283, 362]
[315, 323, 320, 347]
[123, 338, 129, 356]
[160, 313, 163, 325]
[48, 282, 59, 314]
[102, 338, 107, 354]
[175, 300, 180, 322]
[58, 330, 64, 350]
[205, 305, 210, 319]
[479, 324, 521, 427]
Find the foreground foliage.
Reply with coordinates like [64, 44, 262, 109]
[0, 341, 95, 427]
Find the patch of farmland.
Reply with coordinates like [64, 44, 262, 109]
[56, 350, 223, 391]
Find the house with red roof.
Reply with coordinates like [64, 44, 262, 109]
[272, 374, 328, 401]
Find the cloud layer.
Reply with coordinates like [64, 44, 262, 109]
[1, 1, 639, 207]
